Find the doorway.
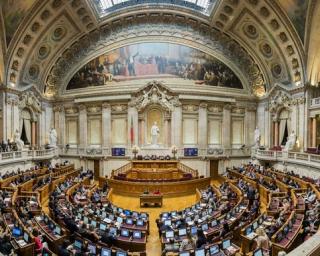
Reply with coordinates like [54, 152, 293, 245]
[94, 160, 100, 180]
[210, 160, 219, 178]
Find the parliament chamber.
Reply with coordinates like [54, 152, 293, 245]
[2, 0, 320, 255]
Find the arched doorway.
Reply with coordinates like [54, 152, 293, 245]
[20, 109, 32, 146]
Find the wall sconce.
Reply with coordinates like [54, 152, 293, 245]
[171, 145, 178, 159]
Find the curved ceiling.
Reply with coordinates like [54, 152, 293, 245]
[0, 0, 309, 98]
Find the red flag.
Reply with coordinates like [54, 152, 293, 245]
[130, 117, 134, 144]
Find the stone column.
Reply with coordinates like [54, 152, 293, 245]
[312, 117, 317, 148]
[139, 116, 145, 146]
[127, 105, 138, 148]
[164, 112, 171, 147]
[59, 107, 65, 147]
[198, 102, 208, 150]
[222, 104, 231, 148]
[31, 121, 36, 147]
[274, 121, 279, 146]
[102, 103, 111, 148]
[171, 103, 182, 148]
[79, 104, 87, 148]
[53, 106, 61, 144]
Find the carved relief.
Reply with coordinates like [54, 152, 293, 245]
[18, 91, 42, 113]
[129, 81, 179, 112]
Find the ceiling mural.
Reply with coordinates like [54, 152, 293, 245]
[66, 42, 244, 90]
[1, 0, 36, 46]
[278, 0, 310, 42]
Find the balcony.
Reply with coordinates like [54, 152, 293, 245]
[254, 149, 320, 170]
[0, 148, 58, 165]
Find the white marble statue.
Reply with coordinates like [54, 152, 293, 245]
[14, 129, 24, 151]
[151, 122, 160, 145]
[284, 130, 296, 151]
[49, 128, 58, 148]
[254, 127, 261, 148]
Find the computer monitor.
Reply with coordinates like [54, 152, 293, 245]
[109, 214, 115, 221]
[23, 232, 29, 242]
[253, 249, 263, 256]
[179, 252, 190, 256]
[116, 251, 127, 256]
[252, 222, 258, 230]
[258, 217, 263, 225]
[44, 216, 49, 223]
[54, 226, 61, 235]
[126, 218, 133, 225]
[124, 210, 131, 216]
[162, 212, 169, 218]
[101, 248, 112, 256]
[77, 213, 81, 219]
[191, 226, 198, 235]
[165, 230, 174, 238]
[133, 231, 142, 239]
[245, 226, 252, 236]
[209, 245, 220, 255]
[91, 220, 97, 228]
[195, 248, 205, 256]
[118, 208, 123, 213]
[201, 223, 208, 231]
[283, 225, 289, 234]
[100, 223, 107, 231]
[121, 229, 129, 237]
[211, 220, 217, 227]
[74, 240, 82, 250]
[116, 216, 123, 223]
[136, 219, 144, 226]
[132, 211, 138, 217]
[49, 222, 55, 230]
[276, 232, 283, 243]
[164, 219, 171, 226]
[171, 211, 177, 217]
[109, 227, 117, 235]
[12, 227, 22, 237]
[222, 239, 231, 249]
[140, 213, 147, 219]
[101, 211, 107, 218]
[88, 243, 96, 255]
[178, 228, 187, 236]
[83, 216, 89, 224]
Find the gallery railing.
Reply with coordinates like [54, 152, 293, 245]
[254, 149, 320, 167]
[59, 146, 252, 158]
[0, 148, 58, 163]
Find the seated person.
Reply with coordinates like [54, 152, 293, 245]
[179, 234, 195, 251]
[153, 189, 161, 195]
[33, 229, 44, 254]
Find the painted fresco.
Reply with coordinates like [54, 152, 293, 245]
[1, 0, 36, 46]
[67, 42, 243, 90]
[279, 0, 310, 42]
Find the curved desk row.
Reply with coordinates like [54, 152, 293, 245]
[107, 177, 211, 196]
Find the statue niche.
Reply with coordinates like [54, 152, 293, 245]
[130, 81, 178, 148]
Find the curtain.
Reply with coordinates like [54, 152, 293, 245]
[287, 118, 291, 135]
[279, 119, 287, 145]
[19, 119, 23, 137]
[24, 119, 32, 144]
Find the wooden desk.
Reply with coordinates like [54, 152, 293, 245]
[108, 177, 211, 196]
[140, 194, 163, 207]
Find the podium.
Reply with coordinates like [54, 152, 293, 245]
[140, 194, 163, 207]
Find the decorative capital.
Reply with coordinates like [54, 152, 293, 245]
[78, 104, 86, 111]
[199, 102, 208, 109]
[102, 102, 111, 109]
